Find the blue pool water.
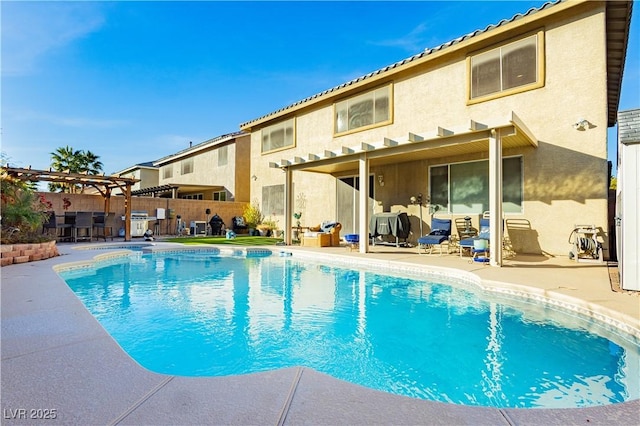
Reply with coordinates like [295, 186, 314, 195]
[59, 250, 640, 409]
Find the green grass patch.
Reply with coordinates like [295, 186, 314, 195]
[164, 235, 283, 246]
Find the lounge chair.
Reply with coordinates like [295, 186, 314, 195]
[417, 218, 452, 255]
[459, 218, 490, 257]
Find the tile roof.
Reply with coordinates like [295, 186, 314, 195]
[153, 130, 247, 165]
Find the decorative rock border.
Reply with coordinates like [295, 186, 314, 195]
[0, 241, 59, 266]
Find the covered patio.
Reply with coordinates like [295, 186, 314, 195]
[271, 112, 537, 267]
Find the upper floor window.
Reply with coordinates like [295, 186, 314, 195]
[181, 193, 203, 200]
[161, 165, 172, 179]
[213, 190, 226, 201]
[335, 84, 392, 134]
[262, 118, 295, 153]
[469, 32, 543, 102]
[181, 158, 193, 175]
[218, 145, 228, 166]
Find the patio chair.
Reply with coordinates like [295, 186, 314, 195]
[459, 218, 490, 257]
[232, 216, 248, 234]
[73, 211, 93, 242]
[42, 211, 72, 241]
[93, 212, 114, 241]
[417, 218, 452, 255]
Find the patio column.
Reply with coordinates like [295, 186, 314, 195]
[358, 153, 370, 253]
[489, 129, 503, 267]
[284, 167, 293, 245]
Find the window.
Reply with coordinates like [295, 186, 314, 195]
[335, 84, 392, 134]
[162, 165, 173, 179]
[213, 191, 226, 201]
[262, 118, 295, 153]
[218, 146, 228, 166]
[429, 157, 523, 214]
[469, 33, 542, 101]
[181, 158, 193, 175]
[181, 193, 203, 200]
[262, 184, 284, 215]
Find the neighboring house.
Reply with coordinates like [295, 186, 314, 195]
[616, 109, 640, 291]
[113, 161, 159, 195]
[240, 0, 632, 264]
[123, 132, 251, 202]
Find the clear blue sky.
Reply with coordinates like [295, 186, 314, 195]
[2, 1, 638, 178]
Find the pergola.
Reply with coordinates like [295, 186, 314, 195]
[1, 166, 140, 241]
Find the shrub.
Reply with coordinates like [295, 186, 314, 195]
[243, 200, 263, 229]
[1, 174, 54, 244]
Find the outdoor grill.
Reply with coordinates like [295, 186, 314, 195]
[122, 211, 157, 237]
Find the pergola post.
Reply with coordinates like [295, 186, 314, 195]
[124, 184, 132, 241]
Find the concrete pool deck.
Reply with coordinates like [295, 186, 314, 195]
[1, 241, 639, 425]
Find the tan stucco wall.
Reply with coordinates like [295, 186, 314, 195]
[139, 168, 159, 189]
[157, 135, 250, 202]
[234, 134, 251, 202]
[38, 192, 246, 237]
[249, 3, 612, 257]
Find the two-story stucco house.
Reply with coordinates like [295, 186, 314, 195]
[114, 161, 159, 195]
[118, 131, 251, 202]
[239, 0, 632, 265]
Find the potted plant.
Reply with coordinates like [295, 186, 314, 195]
[293, 212, 302, 228]
[243, 200, 263, 235]
[257, 217, 278, 237]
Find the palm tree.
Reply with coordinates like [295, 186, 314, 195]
[49, 146, 80, 193]
[49, 146, 104, 193]
[77, 150, 104, 193]
[80, 150, 104, 176]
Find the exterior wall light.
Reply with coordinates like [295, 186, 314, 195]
[574, 119, 590, 131]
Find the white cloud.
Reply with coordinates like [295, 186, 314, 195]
[372, 22, 435, 53]
[6, 108, 129, 129]
[51, 115, 129, 129]
[1, 2, 105, 76]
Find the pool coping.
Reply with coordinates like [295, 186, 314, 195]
[2, 242, 639, 425]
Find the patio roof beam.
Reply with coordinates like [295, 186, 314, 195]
[274, 113, 535, 173]
[408, 133, 424, 142]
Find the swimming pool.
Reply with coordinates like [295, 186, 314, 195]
[58, 249, 640, 409]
